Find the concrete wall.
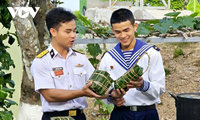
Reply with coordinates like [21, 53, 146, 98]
[87, 0, 132, 9]
[86, 7, 156, 23]
[86, 7, 193, 23]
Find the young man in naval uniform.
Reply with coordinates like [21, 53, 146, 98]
[99, 8, 165, 120]
[31, 7, 125, 120]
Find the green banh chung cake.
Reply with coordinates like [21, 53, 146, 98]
[114, 64, 143, 91]
[87, 52, 149, 95]
[87, 70, 114, 96]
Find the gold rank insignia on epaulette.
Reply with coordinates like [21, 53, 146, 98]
[152, 45, 160, 51]
[36, 50, 49, 58]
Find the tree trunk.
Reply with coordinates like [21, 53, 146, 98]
[9, 0, 52, 119]
[32, 0, 52, 51]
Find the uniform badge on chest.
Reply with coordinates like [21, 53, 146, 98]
[52, 67, 64, 76]
[110, 65, 116, 71]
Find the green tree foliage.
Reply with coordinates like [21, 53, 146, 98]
[0, 0, 18, 120]
[74, 11, 111, 68]
[87, 44, 102, 68]
[75, 12, 113, 119]
[170, 0, 187, 10]
[144, 0, 186, 10]
[135, 11, 200, 36]
[94, 99, 114, 120]
[101, 0, 187, 10]
[187, 0, 200, 16]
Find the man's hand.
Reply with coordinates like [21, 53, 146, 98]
[111, 88, 126, 98]
[127, 77, 143, 89]
[112, 97, 125, 107]
[108, 88, 126, 106]
[82, 82, 102, 98]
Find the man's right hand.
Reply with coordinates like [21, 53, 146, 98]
[82, 82, 102, 98]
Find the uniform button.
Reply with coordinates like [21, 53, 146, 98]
[80, 73, 82, 75]
[68, 72, 69, 75]
[58, 75, 60, 78]
[70, 85, 72, 87]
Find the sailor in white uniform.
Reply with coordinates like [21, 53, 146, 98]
[99, 8, 165, 120]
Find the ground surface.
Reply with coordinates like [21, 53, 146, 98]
[84, 42, 200, 120]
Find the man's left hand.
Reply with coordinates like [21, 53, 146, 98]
[127, 77, 143, 88]
[111, 88, 126, 98]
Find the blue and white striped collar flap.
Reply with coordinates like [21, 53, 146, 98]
[108, 39, 152, 70]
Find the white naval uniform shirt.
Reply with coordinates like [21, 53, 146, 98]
[31, 44, 94, 112]
[99, 42, 165, 106]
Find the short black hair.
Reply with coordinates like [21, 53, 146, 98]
[46, 7, 77, 37]
[110, 8, 135, 26]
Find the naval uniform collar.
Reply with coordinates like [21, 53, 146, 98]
[69, 48, 76, 56]
[48, 44, 76, 59]
[48, 44, 59, 58]
[108, 39, 152, 70]
[47, 44, 56, 58]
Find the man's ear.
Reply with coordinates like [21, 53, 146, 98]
[111, 27, 114, 33]
[50, 28, 57, 37]
[133, 23, 138, 31]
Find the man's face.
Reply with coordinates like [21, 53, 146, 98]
[51, 20, 76, 49]
[111, 20, 138, 51]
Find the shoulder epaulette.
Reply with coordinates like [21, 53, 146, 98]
[152, 45, 160, 51]
[72, 49, 84, 54]
[36, 50, 49, 58]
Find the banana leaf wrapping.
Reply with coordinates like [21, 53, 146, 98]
[87, 52, 149, 95]
[114, 64, 143, 91]
[50, 116, 74, 120]
[114, 51, 150, 91]
[87, 70, 114, 95]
